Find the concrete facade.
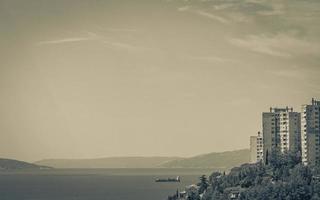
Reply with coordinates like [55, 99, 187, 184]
[301, 98, 320, 166]
[250, 136, 257, 163]
[257, 131, 263, 162]
[262, 107, 301, 163]
[250, 132, 263, 163]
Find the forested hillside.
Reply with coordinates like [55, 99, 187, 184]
[178, 152, 320, 200]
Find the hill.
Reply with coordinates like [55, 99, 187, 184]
[173, 152, 320, 200]
[35, 149, 250, 169]
[35, 157, 182, 168]
[160, 149, 250, 170]
[0, 158, 51, 170]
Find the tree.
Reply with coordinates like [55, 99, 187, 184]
[187, 191, 200, 200]
[265, 149, 269, 165]
[198, 175, 209, 194]
[190, 152, 319, 200]
[312, 194, 320, 200]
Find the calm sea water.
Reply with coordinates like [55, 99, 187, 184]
[0, 168, 214, 200]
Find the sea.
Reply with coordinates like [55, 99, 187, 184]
[0, 168, 215, 200]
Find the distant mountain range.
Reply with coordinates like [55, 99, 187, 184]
[35, 149, 250, 170]
[35, 157, 182, 169]
[161, 149, 250, 169]
[0, 158, 51, 170]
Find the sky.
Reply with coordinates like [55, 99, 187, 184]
[0, 0, 320, 162]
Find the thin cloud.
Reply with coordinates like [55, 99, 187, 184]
[229, 37, 291, 57]
[177, 6, 229, 24]
[228, 12, 252, 23]
[102, 40, 145, 51]
[36, 31, 148, 51]
[271, 69, 306, 79]
[188, 55, 237, 63]
[257, 3, 285, 16]
[213, 3, 235, 10]
[228, 34, 320, 58]
[245, 0, 267, 4]
[177, 6, 191, 11]
[37, 37, 96, 45]
[194, 10, 229, 24]
[105, 28, 139, 32]
[37, 31, 101, 45]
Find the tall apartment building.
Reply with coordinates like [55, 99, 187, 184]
[250, 131, 263, 163]
[262, 107, 301, 163]
[301, 98, 320, 166]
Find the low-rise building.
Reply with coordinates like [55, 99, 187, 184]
[250, 132, 263, 163]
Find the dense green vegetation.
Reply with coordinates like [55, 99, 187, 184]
[188, 151, 320, 200]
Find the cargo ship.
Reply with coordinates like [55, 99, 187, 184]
[155, 176, 180, 182]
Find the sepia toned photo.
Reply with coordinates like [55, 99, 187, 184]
[0, 0, 319, 199]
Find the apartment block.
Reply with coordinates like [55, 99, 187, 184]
[301, 98, 320, 166]
[262, 107, 301, 163]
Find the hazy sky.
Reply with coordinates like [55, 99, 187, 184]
[1, 0, 320, 162]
